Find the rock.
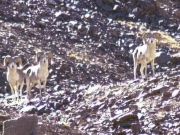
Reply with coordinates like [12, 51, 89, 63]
[37, 104, 46, 115]
[131, 7, 143, 19]
[111, 112, 138, 128]
[20, 105, 37, 114]
[102, 4, 113, 12]
[3, 115, 38, 135]
[144, 85, 170, 98]
[54, 102, 63, 109]
[0, 114, 10, 127]
[0, 114, 10, 121]
[138, 0, 156, 14]
[156, 51, 171, 66]
[161, 91, 171, 100]
[173, 9, 180, 19]
[131, 122, 141, 134]
[113, 5, 120, 11]
[56, 12, 71, 21]
[96, 0, 103, 7]
[47, 0, 57, 5]
[171, 89, 180, 97]
[171, 52, 180, 65]
[102, 0, 113, 4]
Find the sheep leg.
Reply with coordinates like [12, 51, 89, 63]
[151, 60, 155, 77]
[145, 64, 147, 77]
[140, 63, 145, 79]
[28, 84, 33, 99]
[43, 81, 47, 94]
[9, 83, 14, 95]
[26, 79, 32, 100]
[144, 59, 148, 77]
[134, 61, 137, 80]
[19, 82, 24, 100]
[14, 85, 19, 102]
[38, 80, 42, 96]
[9, 84, 16, 101]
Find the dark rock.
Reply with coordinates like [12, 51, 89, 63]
[96, 0, 103, 7]
[111, 112, 138, 128]
[37, 104, 46, 115]
[20, 106, 37, 114]
[102, 0, 113, 4]
[47, 0, 57, 5]
[56, 12, 71, 21]
[144, 85, 170, 98]
[138, 0, 156, 15]
[131, 122, 141, 134]
[131, 7, 143, 19]
[156, 51, 171, 66]
[173, 9, 180, 19]
[0, 114, 10, 122]
[3, 115, 38, 135]
[54, 102, 63, 109]
[102, 4, 113, 12]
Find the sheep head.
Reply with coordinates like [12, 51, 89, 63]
[36, 51, 53, 66]
[3, 56, 12, 68]
[46, 51, 53, 64]
[142, 31, 161, 45]
[153, 32, 161, 44]
[3, 56, 22, 69]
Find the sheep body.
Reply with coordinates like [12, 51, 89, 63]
[25, 51, 53, 98]
[4, 56, 25, 101]
[133, 32, 161, 79]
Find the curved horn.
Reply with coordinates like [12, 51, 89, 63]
[46, 52, 53, 64]
[154, 33, 161, 40]
[142, 32, 151, 39]
[34, 47, 42, 55]
[155, 33, 161, 45]
[35, 52, 44, 63]
[46, 52, 53, 59]
[37, 52, 44, 58]
[14, 56, 22, 67]
[33, 47, 38, 53]
[3, 55, 12, 67]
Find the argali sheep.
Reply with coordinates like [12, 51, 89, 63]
[3, 55, 26, 101]
[133, 31, 161, 79]
[24, 51, 53, 99]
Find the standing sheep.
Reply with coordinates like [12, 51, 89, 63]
[133, 31, 161, 79]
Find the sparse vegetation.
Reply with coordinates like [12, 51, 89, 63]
[0, 0, 180, 134]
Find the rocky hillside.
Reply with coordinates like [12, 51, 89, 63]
[0, 0, 180, 134]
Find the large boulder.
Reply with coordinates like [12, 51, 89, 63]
[3, 115, 38, 135]
[155, 51, 171, 66]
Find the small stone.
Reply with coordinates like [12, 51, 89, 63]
[172, 89, 180, 97]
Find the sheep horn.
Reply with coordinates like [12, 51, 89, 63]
[46, 52, 53, 64]
[46, 52, 53, 59]
[3, 55, 12, 68]
[154, 33, 161, 40]
[142, 32, 151, 39]
[35, 52, 44, 63]
[14, 56, 23, 67]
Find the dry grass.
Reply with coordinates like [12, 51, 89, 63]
[155, 31, 180, 49]
[118, 20, 180, 49]
[67, 50, 107, 69]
